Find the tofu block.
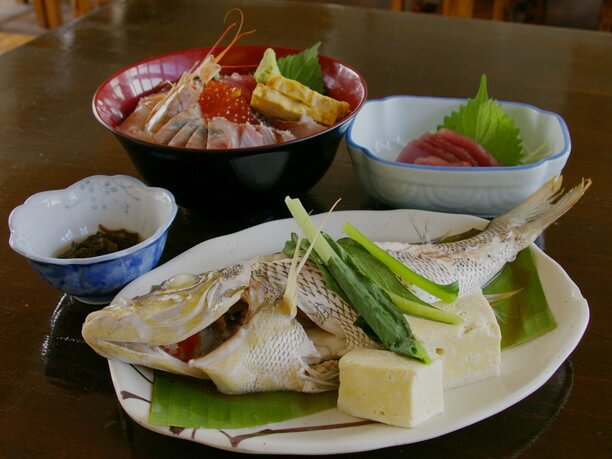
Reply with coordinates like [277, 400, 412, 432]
[408, 291, 501, 389]
[337, 349, 444, 428]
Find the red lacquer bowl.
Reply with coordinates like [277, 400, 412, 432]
[92, 46, 367, 210]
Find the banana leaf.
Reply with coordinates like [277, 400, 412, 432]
[149, 372, 337, 429]
[483, 247, 556, 349]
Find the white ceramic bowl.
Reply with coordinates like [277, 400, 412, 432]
[8, 175, 178, 304]
[346, 96, 571, 216]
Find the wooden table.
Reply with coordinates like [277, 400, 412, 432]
[1, 0, 610, 456]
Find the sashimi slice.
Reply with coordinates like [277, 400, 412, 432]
[418, 133, 466, 163]
[396, 139, 431, 163]
[269, 115, 326, 139]
[237, 123, 265, 148]
[168, 119, 201, 147]
[223, 73, 257, 102]
[438, 128, 500, 166]
[185, 124, 208, 149]
[207, 117, 241, 149]
[255, 124, 296, 145]
[396, 128, 500, 167]
[153, 109, 199, 145]
[428, 134, 478, 166]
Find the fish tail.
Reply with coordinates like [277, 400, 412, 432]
[496, 176, 591, 233]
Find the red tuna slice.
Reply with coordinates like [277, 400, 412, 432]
[397, 138, 430, 163]
[418, 133, 469, 164]
[223, 73, 257, 102]
[414, 156, 472, 167]
[428, 134, 478, 166]
[437, 128, 500, 166]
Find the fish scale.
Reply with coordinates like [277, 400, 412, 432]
[191, 301, 324, 393]
[254, 258, 379, 353]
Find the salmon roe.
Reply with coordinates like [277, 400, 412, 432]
[198, 80, 259, 124]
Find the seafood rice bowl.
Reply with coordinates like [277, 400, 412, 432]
[93, 14, 367, 210]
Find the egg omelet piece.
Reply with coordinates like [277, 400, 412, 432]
[251, 75, 350, 126]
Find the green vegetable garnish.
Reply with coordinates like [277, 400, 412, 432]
[342, 222, 460, 303]
[336, 238, 462, 324]
[285, 234, 462, 325]
[285, 197, 429, 363]
[438, 74, 524, 166]
[254, 48, 281, 84]
[277, 42, 325, 93]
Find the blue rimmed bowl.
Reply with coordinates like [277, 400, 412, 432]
[8, 175, 178, 304]
[347, 95, 571, 217]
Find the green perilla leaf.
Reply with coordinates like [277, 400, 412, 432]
[277, 42, 325, 94]
[438, 75, 525, 166]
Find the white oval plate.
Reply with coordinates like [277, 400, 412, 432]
[108, 209, 589, 455]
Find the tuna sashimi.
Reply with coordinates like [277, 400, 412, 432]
[437, 128, 500, 166]
[419, 133, 467, 164]
[428, 134, 478, 166]
[223, 72, 257, 102]
[396, 139, 430, 163]
[397, 128, 500, 167]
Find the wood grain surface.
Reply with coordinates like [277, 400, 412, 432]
[0, 1, 610, 457]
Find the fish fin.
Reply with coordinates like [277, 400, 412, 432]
[498, 177, 591, 234]
[498, 175, 563, 224]
[301, 361, 340, 391]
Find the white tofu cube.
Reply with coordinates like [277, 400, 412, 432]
[407, 291, 501, 389]
[337, 349, 444, 428]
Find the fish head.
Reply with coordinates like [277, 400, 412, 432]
[82, 262, 253, 378]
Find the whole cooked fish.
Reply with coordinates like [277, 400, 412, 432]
[82, 177, 590, 394]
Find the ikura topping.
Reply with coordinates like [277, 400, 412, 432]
[198, 80, 259, 124]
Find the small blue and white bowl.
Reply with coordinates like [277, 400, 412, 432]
[347, 95, 571, 216]
[8, 175, 178, 304]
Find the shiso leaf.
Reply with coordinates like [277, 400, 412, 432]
[149, 373, 337, 429]
[438, 74, 525, 166]
[277, 42, 325, 94]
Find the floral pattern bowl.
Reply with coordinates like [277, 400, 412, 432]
[8, 175, 178, 304]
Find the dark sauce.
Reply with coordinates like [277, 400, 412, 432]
[55, 225, 141, 259]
